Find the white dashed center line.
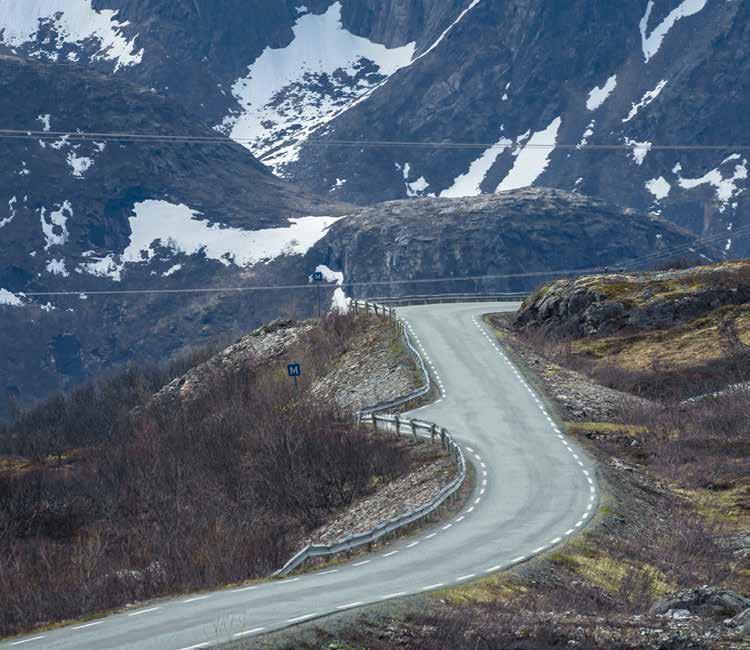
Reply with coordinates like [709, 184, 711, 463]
[71, 621, 103, 630]
[128, 607, 160, 617]
[287, 613, 317, 623]
[10, 637, 47, 646]
[182, 595, 210, 604]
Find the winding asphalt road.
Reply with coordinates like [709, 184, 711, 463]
[4, 302, 598, 650]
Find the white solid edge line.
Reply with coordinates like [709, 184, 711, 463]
[512, 556, 526, 563]
[532, 546, 547, 554]
[280, 577, 300, 583]
[485, 565, 503, 573]
[456, 573, 476, 581]
[234, 627, 266, 637]
[381, 592, 407, 600]
[176, 643, 210, 650]
[128, 607, 160, 617]
[182, 595, 210, 603]
[315, 569, 338, 576]
[230, 585, 258, 592]
[421, 583, 444, 590]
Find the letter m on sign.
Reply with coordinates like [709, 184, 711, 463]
[287, 363, 301, 377]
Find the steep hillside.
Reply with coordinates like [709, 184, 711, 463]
[3, 1, 747, 255]
[305, 188, 717, 297]
[514, 259, 750, 385]
[0, 54, 345, 417]
[0, 311, 436, 637]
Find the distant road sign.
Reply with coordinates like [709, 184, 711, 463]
[287, 363, 302, 377]
[312, 271, 324, 282]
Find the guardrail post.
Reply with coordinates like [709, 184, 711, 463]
[440, 427, 447, 449]
[394, 413, 400, 435]
[365, 302, 370, 316]
[431, 423, 437, 444]
[410, 419, 417, 443]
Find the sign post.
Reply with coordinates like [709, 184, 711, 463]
[287, 363, 302, 388]
[312, 271, 324, 317]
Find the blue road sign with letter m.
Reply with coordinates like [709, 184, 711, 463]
[312, 271, 324, 282]
[287, 363, 302, 377]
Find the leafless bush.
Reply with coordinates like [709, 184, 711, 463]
[0, 312, 411, 637]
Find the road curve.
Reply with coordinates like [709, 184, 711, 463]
[3, 302, 598, 650]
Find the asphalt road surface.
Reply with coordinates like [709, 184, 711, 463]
[4, 302, 597, 650]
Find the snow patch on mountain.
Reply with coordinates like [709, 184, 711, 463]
[623, 80, 668, 123]
[1, 196, 17, 228]
[586, 74, 617, 111]
[398, 163, 431, 197]
[46, 258, 69, 277]
[40, 201, 72, 250]
[0, 0, 143, 70]
[441, 136, 512, 197]
[640, 0, 708, 63]
[124, 201, 342, 267]
[222, 2, 415, 175]
[67, 152, 94, 178]
[624, 138, 652, 165]
[412, 0, 482, 63]
[677, 157, 748, 212]
[646, 176, 671, 200]
[577, 121, 595, 150]
[497, 117, 561, 192]
[0, 288, 23, 307]
[78, 201, 343, 281]
[313, 264, 348, 312]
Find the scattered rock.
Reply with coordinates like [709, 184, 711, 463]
[650, 586, 750, 619]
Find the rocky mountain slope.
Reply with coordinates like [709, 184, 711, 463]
[2, 1, 747, 255]
[512, 259, 750, 394]
[0, 53, 345, 417]
[305, 188, 717, 297]
[0, 0, 746, 413]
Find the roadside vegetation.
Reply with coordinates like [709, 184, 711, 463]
[0, 312, 415, 638]
[261, 263, 750, 649]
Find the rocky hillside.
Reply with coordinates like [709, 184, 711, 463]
[513, 259, 750, 386]
[0, 54, 344, 418]
[2, 1, 747, 255]
[306, 188, 717, 297]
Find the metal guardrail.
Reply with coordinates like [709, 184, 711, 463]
[366, 292, 528, 306]
[273, 300, 465, 576]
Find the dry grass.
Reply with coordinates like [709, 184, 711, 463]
[572, 304, 750, 370]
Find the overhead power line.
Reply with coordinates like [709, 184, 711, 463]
[1, 128, 749, 151]
[17, 223, 743, 299]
